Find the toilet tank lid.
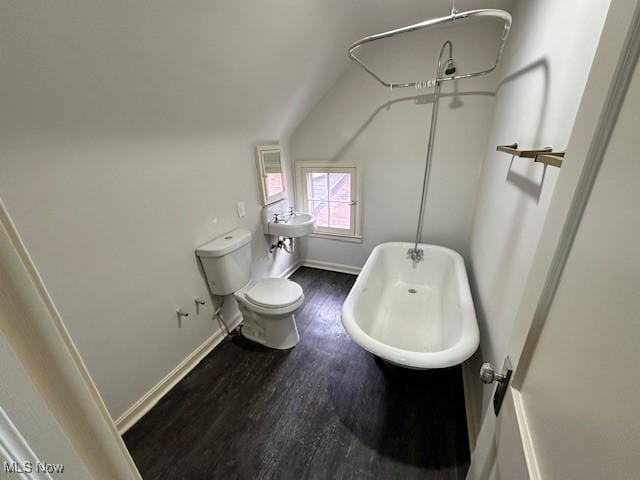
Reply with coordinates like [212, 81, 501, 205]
[196, 229, 251, 258]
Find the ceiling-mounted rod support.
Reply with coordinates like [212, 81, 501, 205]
[347, 8, 512, 90]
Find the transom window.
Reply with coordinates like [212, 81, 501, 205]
[297, 162, 361, 239]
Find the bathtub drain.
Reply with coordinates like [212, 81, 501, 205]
[408, 289, 417, 294]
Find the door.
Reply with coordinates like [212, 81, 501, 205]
[467, 2, 640, 479]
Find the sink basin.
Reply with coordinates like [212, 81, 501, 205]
[267, 213, 315, 238]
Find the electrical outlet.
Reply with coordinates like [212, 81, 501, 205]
[236, 201, 246, 218]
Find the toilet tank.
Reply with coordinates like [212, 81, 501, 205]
[196, 229, 252, 295]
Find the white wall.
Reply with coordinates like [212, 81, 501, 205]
[466, 0, 611, 423]
[291, 21, 506, 267]
[0, 132, 300, 419]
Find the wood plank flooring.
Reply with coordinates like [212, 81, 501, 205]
[124, 267, 470, 479]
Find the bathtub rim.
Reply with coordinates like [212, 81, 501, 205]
[341, 241, 479, 369]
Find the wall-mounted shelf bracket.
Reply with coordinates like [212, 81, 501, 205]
[496, 143, 552, 158]
[497, 143, 564, 168]
[535, 151, 565, 168]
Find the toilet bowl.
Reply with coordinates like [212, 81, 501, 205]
[235, 278, 304, 349]
[196, 229, 304, 349]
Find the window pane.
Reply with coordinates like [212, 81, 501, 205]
[266, 173, 283, 197]
[307, 172, 328, 200]
[309, 201, 328, 227]
[329, 173, 351, 202]
[329, 201, 350, 229]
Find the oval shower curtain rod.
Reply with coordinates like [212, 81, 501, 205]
[347, 8, 512, 90]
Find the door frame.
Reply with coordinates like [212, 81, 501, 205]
[0, 198, 141, 479]
[467, 0, 640, 478]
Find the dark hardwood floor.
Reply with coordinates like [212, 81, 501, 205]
[124, 267, 470, 479]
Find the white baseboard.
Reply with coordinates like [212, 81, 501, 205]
[115, 258, 356, 435]
[278, 259, 303, 279]
[300, 259, 361, 276]
[277, 258, 360, 277]
[114, 312, 242, 434]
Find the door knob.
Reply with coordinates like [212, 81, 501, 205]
[481, 358, 513, 416]
[479, 362, 508, 384]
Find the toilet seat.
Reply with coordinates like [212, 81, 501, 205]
[245, 278, 303, 309]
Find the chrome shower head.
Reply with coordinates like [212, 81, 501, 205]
[445, 58, 457, 75]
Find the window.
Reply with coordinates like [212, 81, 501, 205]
[296, 162, 361, 239]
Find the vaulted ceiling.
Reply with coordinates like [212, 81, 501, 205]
[1, 0, 513, 139]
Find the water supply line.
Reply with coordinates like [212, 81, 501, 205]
[282, 237, 295, 254]
[213, 296, 231, 337]
[196, 254, 236, 338]
[269, 208, 297, 254]
[408, 40, 453, 262]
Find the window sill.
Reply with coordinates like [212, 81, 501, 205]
[306, 232, 363, 244]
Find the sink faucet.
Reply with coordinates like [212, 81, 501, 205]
[272, 208, 297, 224]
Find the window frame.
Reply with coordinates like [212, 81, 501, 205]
[295, 161, 362, 240]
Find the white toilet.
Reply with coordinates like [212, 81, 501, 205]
[196, 229, 304, 349]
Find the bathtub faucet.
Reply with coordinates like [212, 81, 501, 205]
[407, 247, 424, 262]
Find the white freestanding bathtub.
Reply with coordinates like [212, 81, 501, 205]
[341, 242, 479, 369]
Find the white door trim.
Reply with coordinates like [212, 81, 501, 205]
[510, 389, 542, 480]
[0, 408, 54, 480]
[0, 198, 142, 479]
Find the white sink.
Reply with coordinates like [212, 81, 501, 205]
[267, 212, 315, 238]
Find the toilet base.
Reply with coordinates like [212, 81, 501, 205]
[239, 307, 300, 349]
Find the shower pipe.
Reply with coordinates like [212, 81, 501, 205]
[411, 40, 452, 262]
[347, 9, 512, 261]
